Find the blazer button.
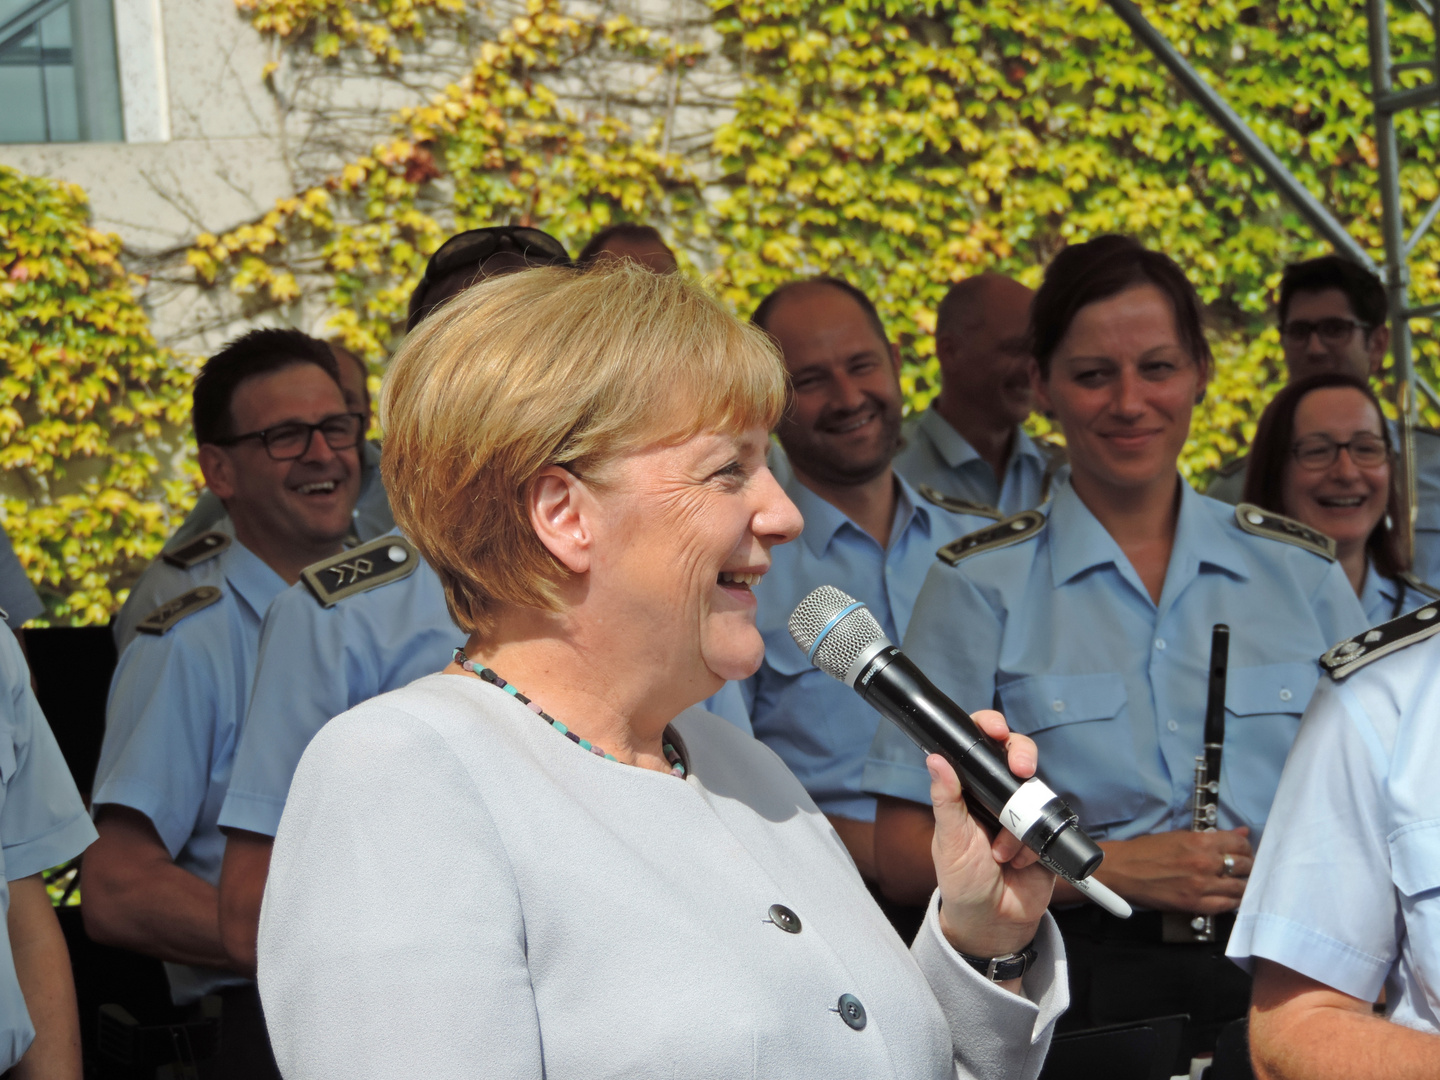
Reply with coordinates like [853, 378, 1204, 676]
[837, 993, 867, 1031]
[768, 904, 801, 934]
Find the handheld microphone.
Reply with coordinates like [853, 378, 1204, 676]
[789, 585, 1131, 919]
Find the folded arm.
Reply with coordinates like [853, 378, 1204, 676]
[80, 805, 230, 969]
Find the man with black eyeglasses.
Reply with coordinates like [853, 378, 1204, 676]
[83, 329, 361, 1079]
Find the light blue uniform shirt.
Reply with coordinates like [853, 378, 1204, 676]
[0, 526, 43, 630]
[0, 631, 95, 1071]
[893, 407, 1066, 515]
[112, 516, 237, 653]
[220, 541, 456, 838]
[1227, 631, 1440, 1033]
[1360, 565, 1440, 626]
[744, 468, 989, 822]
[863, 481, 1368, 842]
[94, 539, 287, 1004]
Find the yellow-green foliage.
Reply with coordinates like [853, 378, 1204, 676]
[208, 0, 1437, 485]
[0, 166, 197, 624]
[191, 0, 701, 365]
[705, 0, 1440, 476]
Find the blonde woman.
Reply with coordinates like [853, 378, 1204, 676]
[258, 265, 1067, 1078]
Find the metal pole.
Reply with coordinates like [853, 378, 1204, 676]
[1101, 0, 1378, 272]
[1367, 0, 1419, 559]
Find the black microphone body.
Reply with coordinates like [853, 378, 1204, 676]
[855, 645, 1104, 883]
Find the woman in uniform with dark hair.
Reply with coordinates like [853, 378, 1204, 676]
[862, 235, 1369, 1066]
[1241, 371, 1440, 623]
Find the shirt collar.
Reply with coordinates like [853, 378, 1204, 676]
[915, 407, 1046, 471]
[221, 539, 290, 622]
[786, 469, 930, 559]
[1048, 479, 1250, 590]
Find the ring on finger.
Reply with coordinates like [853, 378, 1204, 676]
[1221, 853, 1236, 877]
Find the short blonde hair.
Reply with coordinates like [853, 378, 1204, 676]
[381, 263, 787, 637]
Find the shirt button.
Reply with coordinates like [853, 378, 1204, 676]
[1167, 720, 1178, 732]
[1154, 638, 1166, 650]
[836, 994, 867, 1031]
[1052, 700, 1065, 713]
[767, 904, 801, 934]
[1279, 688, 1292, 702]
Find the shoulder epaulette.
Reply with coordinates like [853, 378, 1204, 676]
[1216, 454, 1248, 479]
[300, 535, 420, 608]
[136, 586, 222, 636]
[916, 484, 1003, 521]
[1321, 602, 1440, 680]
[1399, 570, 1440, 602]
[1235, 503, 1335, 561]
[936, 510, 1046, 567]
[161, 531, 230, 570]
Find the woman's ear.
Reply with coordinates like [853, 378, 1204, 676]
[1195, 355, 1213, 406]
[529, 466, 594, 575]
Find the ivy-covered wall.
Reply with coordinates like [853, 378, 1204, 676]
[0, 167, 197, 624]
[2, 0, 1436, 622]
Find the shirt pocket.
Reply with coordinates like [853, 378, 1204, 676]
[997, 672, 1144, 830]
[1221, 662, 1319, 827]
[1387, 820, 1440, 1009]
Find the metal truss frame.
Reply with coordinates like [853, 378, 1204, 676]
[1102, 0, 1440, 415]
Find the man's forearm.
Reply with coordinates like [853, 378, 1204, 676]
[1251, 960, 1440, 1080]
[8, 876, 82, 1080]
[217, 831, 273, 977]
[81, 810, 231, 969]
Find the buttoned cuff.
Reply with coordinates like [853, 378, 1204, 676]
[910, 890, 1068, 1080]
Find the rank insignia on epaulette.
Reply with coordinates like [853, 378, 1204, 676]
[936, 510, 1046, 567]
[1399, 570, 1440, 602]
[916, 485, 1003, 521]
[301, 535, 420, 608]
[161, 531, 231, 570]
[1320, 603, 1440, 680]
[1235, 503, 1336, 561]
[137, 586, 222, 636]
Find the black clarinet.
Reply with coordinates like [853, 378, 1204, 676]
[1188, 624, 1230, 942]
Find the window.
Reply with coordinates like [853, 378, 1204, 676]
[0, 0, 123, 142]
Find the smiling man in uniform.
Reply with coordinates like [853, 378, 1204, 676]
[743, 278, 988, 940]
[83, 329, 361, 1078]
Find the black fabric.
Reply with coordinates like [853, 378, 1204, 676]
[864, 878, 928, 946]
[1053, 908, 1251, 1073]
[200, 985, 281, 1080]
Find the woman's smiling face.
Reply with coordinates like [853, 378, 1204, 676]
[1035, 283, 1209, 495]
[1281, 386, 1390, 558]
[583, 426, 803, 698]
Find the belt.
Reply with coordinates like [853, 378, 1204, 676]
[1053, 905, 1236, 946]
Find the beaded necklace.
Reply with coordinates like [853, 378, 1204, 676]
[453, 649, 686, 778]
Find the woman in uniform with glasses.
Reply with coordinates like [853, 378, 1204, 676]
[1241, 372, 1440, 624]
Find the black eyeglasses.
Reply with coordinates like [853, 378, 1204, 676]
[215, 413, 365, 461]
[1291, 432, 1391, 471]
[1281, 317, 1371, 345]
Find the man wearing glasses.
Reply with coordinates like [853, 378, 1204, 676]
[83, 329, 361, 1079]
[1210, 256, 1440, 584]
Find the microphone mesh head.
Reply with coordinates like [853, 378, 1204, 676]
[788, 585, 890, 682]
